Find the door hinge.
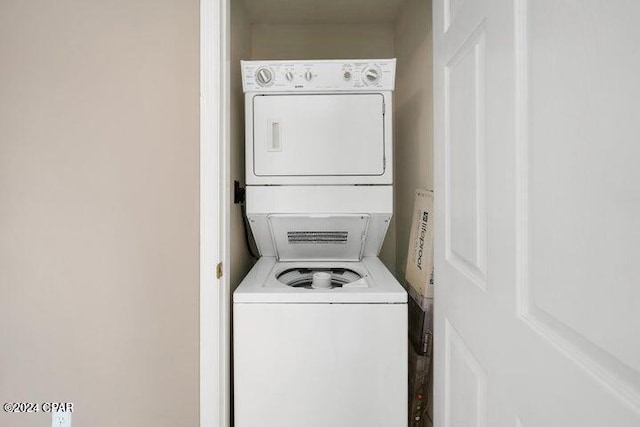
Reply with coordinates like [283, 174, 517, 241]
[216, 262, 223, 279]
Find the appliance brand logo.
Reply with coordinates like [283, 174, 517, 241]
[416, 212, 429, 270]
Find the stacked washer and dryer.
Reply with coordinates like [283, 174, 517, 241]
[234, 59, 407, 427]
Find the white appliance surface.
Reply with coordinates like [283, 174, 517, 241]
[234, 256, 406, 303]
[252, 93, 385, 177]
[246, 185, 392, 260]
[241, 59, 396, 92]
[243, 59, 394, 186]
[267, 214, 371, 261]
[235, 58, 406, 427]
[234, 257, 407, 427]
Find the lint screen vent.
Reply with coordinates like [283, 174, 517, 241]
[287, 231, 348, 244]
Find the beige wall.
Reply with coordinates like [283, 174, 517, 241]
[230, 0, 255, 288]
[251, 23, 394, 60]
[0, 1, 199, 426]
[394, 0, 433, 274]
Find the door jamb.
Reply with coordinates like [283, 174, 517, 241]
[200, 0, 231, 426]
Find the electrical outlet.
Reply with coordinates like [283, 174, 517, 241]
[52, 410, 71, 427]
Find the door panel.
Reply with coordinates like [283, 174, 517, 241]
[525, 0, 640, 376]
[434, 0, 640, 426]
[445, 21, 487, 290]
[252, 94, 385, 177]
[444, 319, 487, 427]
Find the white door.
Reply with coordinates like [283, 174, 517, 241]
[433, 1, 640, 426]
[252, 94, 385, 176]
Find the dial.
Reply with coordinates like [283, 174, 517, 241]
[255, 67, 273, 86]
[304, 71, 313, 81]
[343, 71, 352, 80]
[285, 71, 294, 81]
[363, 66, 381, 84]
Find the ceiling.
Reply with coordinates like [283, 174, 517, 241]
[240, 0, 406, 24]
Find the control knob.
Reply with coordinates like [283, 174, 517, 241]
[304, 71, 313, 81]
[285, 71, 294, 81]
[363, 67, 380, 84]
[255, 67, 273, 86]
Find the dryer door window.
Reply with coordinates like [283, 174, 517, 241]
[252, 94, 385, 177]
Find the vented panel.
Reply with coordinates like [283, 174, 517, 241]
[268, 214, 370, 261]
[287, 231, 348, 244]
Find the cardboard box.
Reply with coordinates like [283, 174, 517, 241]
[405, 189, 434, 311]
[406, 265, 434, 313]
[406, 189, 435, 426]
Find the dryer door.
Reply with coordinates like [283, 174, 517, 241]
[252, 93, 385, 177]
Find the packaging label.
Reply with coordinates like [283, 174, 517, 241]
[405, 189, 434, 308]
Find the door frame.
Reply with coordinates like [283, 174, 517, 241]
[200, 0, 231, 427]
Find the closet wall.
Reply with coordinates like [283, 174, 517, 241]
[251, 24, 394, 60]
[394, 0, 433, 273]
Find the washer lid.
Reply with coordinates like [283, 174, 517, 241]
[268, 214, 370, 261]
[233, 257, 407, 304]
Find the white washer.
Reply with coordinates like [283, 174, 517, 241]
[234, 59, 407, 427]
[234, 257, 407, 427]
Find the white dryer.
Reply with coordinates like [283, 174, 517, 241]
[242, 59, 395, 186]
[234, 59, 407, 427]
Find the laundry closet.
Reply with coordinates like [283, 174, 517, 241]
[227, 0, 433, 425]
[229, 0, 432, 293]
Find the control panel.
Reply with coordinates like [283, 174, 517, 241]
[242, 59, 396, 92]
